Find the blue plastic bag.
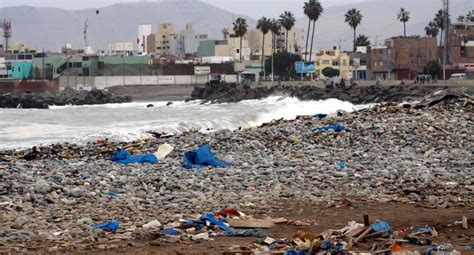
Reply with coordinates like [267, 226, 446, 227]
[371, 220, 391, 232]
[94, 220, 120, 232]
[337, 161, 346, 168]
[199, 213, 266, 237]
[110, 149, 158, 165]
[183, 144, 231, 169]
[160, 228, 180, 236]
[312, 124, 346, 132]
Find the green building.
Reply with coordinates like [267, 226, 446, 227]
[11, 62, 32, 79]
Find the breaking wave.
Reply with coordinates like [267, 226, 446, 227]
[0, 97, 371, 150]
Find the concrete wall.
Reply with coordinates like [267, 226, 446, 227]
[59, 75, 238, 90]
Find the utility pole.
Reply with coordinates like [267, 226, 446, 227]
[442, 0, 449, 81]
[335, 39, 345, 80]
[42, 48, 45, 81]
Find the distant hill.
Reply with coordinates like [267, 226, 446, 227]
[0, 0, 256, 51]
[1, 0, 472, 52]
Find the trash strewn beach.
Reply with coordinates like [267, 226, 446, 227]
[0, 94, 472, 253]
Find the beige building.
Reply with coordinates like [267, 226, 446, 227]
[315, 48, 351, 79]
[223, 27, 304, 63]
[146, 23, 179, 56]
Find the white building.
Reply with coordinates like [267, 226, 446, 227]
[138, 24, 152, 53]
[108, 42, 134, 56]
[169, 23, 209, 56]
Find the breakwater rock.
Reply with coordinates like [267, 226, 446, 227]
[191, 83, 473, 104]
[0, 88, 132, 109]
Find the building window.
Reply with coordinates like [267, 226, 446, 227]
[26, 55, 33, 60]
[18, 54, 25, 60]
[18, 67, 21, 72]
[332, 60, 339, 66]
[82, 56, 89, 61]
[162, 35, 166, 39]
[322, 60, 330, 65]
[360, 59, 367, 66]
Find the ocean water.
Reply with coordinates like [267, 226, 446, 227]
[0, 97, 369, 150]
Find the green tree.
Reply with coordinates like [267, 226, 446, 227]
[233, 17, 248, 63]
[467, 10, 474, 21]
[345, 8, 363, 52]
[322, 67, 340, 78]
[424, 60, 440, 78]
[398, 8, 410, 37]
[425, 21, 439, 37]
[434, 9, 448, 47]
[264, 52, 302, 80]
[303, 0, 323, 61]
[355, 34, 371, 47]
[257, 17, 272, 75]
[279, 11, 296, 52]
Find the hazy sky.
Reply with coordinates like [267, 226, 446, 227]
[0, 0, 368, 18]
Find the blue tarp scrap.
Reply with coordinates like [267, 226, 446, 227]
[284, 250, 308, 255]
[185, 220, 204, 230]
[110, 149, 158, 165]
[312, 124, 347, 132]
[94, 220, 120, 233]
[183, 144, 231, 169]
[466, 244, 474, 249]
[371, 220, 391, 232]
[199, 213, 267, 237]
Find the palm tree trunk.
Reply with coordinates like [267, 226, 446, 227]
[240, 36, 243, 62]
[309, 20, 316, 61]
[439, 30, 443, 47]
[286, 30, 289, 52]
[353, 28, 356, 52]
[305, 19, 311, 61]
[403, 22, 406, 37]
[261, 32, 265, 76]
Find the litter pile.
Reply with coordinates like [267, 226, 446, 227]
[223, 213, 468, 255]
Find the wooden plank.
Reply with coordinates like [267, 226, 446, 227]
[228, 218, 275, 229]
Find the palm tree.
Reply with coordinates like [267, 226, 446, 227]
[303, 0, 323, 61]
[355, 34, 370, 47]
[345, 8, 363, 52]
[257, 17, 271, 75]
[425, 21, 439, 38]
[233, 17, 248, 62]
[434, 9, 447, 47]
[397, 8, 410, 37]
[279, 11, 296, 52]
[270, 18, 282, 55]
[303, 0, 314, 61]
[467, 10, 474, 22]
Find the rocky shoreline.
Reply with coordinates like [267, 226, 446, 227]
[191, 83, 474, 104]
[0, 88, 132, 109]
[0, 93, 472, 253]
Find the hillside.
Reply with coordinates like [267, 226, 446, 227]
[0, 0, 256, 51]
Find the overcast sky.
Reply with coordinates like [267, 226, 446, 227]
[0, 0, 368, 18]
